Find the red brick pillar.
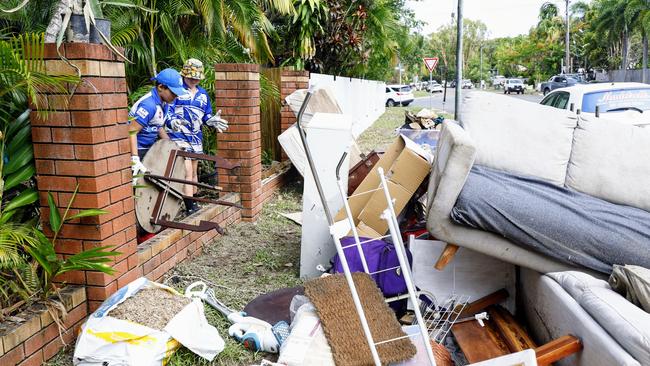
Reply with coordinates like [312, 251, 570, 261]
[32, 43, 140, 312]
[214, 64, 262, 220]
[280, 69, 310, 134]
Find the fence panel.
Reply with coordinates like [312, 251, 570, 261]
[607, 69, 650, 83]
[309, 73, 386, 138]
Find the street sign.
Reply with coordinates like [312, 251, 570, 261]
[423, 57, 439, 72]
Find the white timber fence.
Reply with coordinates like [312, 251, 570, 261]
[309, 73, 386, 138]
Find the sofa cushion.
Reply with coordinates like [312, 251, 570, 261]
[577, 286, 650, 365]
[547, 271, 610, 299]
[460, 92, 577, 185]
[566, 117, 650, 212]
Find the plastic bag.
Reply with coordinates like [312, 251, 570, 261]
[278, 298, 335, 366]
[73, 277, 224, 366]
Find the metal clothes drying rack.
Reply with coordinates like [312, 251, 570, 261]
[295, 86, 439, 365]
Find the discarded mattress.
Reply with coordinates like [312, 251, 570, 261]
[450, 165, 650, 274]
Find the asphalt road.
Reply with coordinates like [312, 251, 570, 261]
[411, 88, 543, 115]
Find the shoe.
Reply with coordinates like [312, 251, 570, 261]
[184, 198, 199, 214]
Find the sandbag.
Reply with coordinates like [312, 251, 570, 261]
[74, 277, 224, 366]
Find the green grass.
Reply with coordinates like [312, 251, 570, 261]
[356, 105, 420, 154]
[413, 90, 429, 98]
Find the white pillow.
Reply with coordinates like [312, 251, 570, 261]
[461, 92, 577, 185]
[566, 117, 650, 212]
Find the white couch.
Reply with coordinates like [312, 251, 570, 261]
[425, 91, 650, 364]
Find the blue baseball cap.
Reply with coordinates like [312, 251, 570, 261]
[151, 68, 187, 96]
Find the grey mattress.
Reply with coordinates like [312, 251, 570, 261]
[450, 165, 650, 274]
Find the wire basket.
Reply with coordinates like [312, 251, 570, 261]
[413, 291, 471, 344]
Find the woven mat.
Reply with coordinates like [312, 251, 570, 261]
[305, 273, 416, 365]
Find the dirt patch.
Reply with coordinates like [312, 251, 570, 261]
[109, 288, 190, 330]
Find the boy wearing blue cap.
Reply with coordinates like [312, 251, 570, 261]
[167, 59, 228, 213]
[128, 68, 188, 183]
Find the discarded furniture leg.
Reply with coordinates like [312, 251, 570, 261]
[434, 243, 460, 270]
[535, 335, 582, 366]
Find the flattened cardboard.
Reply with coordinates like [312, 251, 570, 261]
[388, 149, 431, 193]
[358, 181, 413, 234]
[356, 221, 382, 239]
[336, 135, 432, 235]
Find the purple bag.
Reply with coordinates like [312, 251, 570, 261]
[331, 237, 413, 298]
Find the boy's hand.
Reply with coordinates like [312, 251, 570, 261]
[205, 110, 228, 133]
[131, 156, 147, 185]
[169, 118, 189, 132]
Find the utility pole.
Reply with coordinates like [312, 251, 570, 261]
[479, 44, 483, 89]
[565, 0, 570, 74]
[455, 0, 463, 121]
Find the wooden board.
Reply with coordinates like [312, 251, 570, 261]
[488, 305, 537, 353]
[452, 318, 510, 363]
[135, 139, 186, 233]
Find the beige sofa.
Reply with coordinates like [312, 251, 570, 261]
[425, 91, 650, 365]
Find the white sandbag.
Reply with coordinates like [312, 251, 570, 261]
[73, 277, 224, 366]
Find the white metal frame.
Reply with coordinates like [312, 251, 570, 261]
[329, 167, 437, 366]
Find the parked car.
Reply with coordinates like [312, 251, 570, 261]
[491, 75, 506, 89]
[427, 82, 443, 93]
[540, 75, 581, 95]
[461, 79, 473, 89]
[504, 79, 525, 94]
[539, 82, 650, 126]
[385, 84, 414, 107]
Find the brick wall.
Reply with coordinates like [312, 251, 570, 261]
[279, 69, 310, 135]
[0, 287, 86, 366]
[214, 64, 263, 220]
[32, 44, 140, 314]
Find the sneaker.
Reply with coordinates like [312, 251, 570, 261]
[184, 199, 199, 214]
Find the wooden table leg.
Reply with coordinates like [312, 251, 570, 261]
[434, 243, 460, 270]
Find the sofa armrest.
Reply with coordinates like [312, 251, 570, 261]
[426, 121, 476, 235]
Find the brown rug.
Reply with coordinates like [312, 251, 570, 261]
[305, 273, 416, 365]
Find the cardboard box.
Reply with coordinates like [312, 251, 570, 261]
[336, 135, 432, 235]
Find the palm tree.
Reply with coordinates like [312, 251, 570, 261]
[625, 0, 650, 81]
[594, 0, 631, 70]
[537, 2, 564, 44]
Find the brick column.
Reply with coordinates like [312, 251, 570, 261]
[214, 64, 263, 220]
[32, 43, 140, 312]
[279, 69, 310, 133]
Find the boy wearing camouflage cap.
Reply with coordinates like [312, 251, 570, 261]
[167, 58, 228, 213]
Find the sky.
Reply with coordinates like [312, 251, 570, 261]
[406, 0, 575, 39]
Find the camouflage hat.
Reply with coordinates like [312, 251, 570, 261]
[180, 58, 205, 80]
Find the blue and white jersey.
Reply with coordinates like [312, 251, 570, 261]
[128, 88, 173, 150]
[167, 85, 213, 153]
